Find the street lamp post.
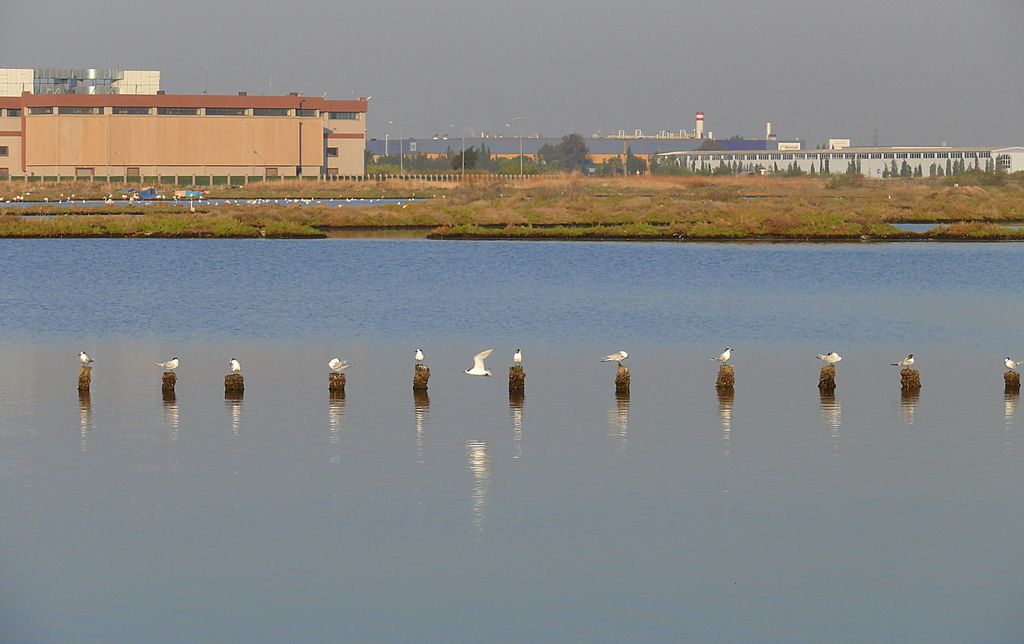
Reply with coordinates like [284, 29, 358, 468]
[507, 117, 525, 178]
[389, 121, 403, 174]
[451, 124, 466, 179]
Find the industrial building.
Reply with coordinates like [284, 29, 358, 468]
[0, 91, 367, 180]
[655, 145, 1024, 176]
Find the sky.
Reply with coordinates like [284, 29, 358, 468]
[4, 0, 1023, 148]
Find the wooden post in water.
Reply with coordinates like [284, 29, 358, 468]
[1005, 371, 1020, 392]
[818, 365, 836, 392]
[900, 368, 921, 391]
[615, 364, 630, 395]
[716, 365, 735, 390]
[329, 372, 347, 394]
[162, 372, 177, 393]
[413, 364, 430, 391]
[509, 365, 525, 395]
[78, 366, 92, 392]
[225, 374, 244, 394]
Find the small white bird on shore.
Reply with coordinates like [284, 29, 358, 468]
[465, 349, 495, 376]
[1006, 358, 1021, 371]
[229, 358, 241, 374]
[513, 349, 522, 364]
[601, 351, 628, 365]
[79, 351, 94, 366]
[892, 354, 914, 367]
[415, 348, 424, 363]
[156, 357, 179, 371]
[328, 358, 350, 373]
[816, 352, 842, 365]
[712, 347, 732, 364]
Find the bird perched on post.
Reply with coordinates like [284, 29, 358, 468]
[891, 354, 914, 368]
[79, 352, 94, 366]
[229, 358, 241, 374]
[155, 357, 179, 371]
[328, 358, 350, 373]
[601, 351, 628, 365]
[415, 348, 424, 363]
[513, 349, 522, 365]
[816, 352, 842, 365]
[711, 347, 732, 364]
[465, 349, 495, 376]
[1005, 357, 1021, 372]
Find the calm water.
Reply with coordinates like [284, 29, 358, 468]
[0, 239, 1022, 643]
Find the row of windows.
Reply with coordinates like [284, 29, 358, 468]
[20, 106, 361, 118]
[689, 151, 992, 162]
[3, 109, 22, 117]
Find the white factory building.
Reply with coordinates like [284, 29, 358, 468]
[657, 145, 1024, 176]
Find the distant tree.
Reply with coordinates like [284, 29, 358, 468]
[727, 135, 745, 140]
[451, 146, 480, 170]
[696, 139, 724, 152]
[557, 134, 590, 170]
[625, 146, 647, 174]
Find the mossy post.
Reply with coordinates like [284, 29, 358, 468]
[225, 374, 244, 394]
[716, 364, 735, 390]
[818, 365, 836, 392]
[413, 364, 430, 391]
[1005, 371, 1021, 392]
[329, 372, 346, 394]
[900, 368, 921, 391]
[509, 365, 525, 395]
[615, 364, 630, 395]
[78, 366, 92, 392]
[162, 371, 177, 393]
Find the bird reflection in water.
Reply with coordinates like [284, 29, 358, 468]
[79, 391, 92, 451]
[329, 392, 346, 462]
[466, 439, 491, 534]
[1005, 390, 1018, 432]
[509, 393, 524, 459]
[163, 390, 180, 440]
[820, 392, 841, 446]
[413, 390, 430, 464]
[608, 392, 629, 454]
[225, 391, 243, 435]
[718, 389, 734, 455]
[900, 389, 919, 427]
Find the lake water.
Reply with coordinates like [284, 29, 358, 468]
[0, 239, 1022, 643]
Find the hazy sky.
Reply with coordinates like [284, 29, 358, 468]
[5, 0, 1022, 147]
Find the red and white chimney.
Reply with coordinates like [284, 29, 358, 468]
[695, 112, 705, 139]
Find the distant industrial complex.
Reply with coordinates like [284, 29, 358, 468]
[1, 68, 1021, 180]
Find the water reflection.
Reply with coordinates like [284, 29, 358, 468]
[162, 391, 180, 440]
[78, 391, 92, 451]
[466, 439, 491, 534]
[1005, 391, 1018, 431]
[718, 389, 734, 455]
[225, 392, 243, 434]
[509, 393, 524, 459]
[329, 392, 346, 462]
[413, 390, 430, 464]
[820, 392, 841, 448]
[900, 390, 919, 427]
[608, 393, 629, 454]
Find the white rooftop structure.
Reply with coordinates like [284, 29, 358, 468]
[0, 68, 160, 96]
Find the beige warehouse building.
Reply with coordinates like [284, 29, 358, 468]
[0, 92, 367, 181]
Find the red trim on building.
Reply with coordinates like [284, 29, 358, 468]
[0, 131, 20, 136]
[3, 92, 366, 113]
[325, 133, 364, 139]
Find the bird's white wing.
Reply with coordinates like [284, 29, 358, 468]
[473, 349, 495, 370]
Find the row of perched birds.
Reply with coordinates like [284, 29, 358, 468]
[75, 349, 1024, 376]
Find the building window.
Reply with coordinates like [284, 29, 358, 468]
[58, 106, 100, 115]
[328, 167, 339, 175]
[0, 146, 8, 156]
[265, 167, 278, 177]
[127, 167, 141, 177]
[206, 107, 247, 116]
[997, 155, 1012, 172]
[6, 109, 21, 117]
[326, 147, 339, 158]
[296, 109, 318, 117]
[112, 106, 152, 115]
[75, 167, 94, 178]
[28, 107, 53, 115]
[253, 108, 290, 117]
[156, 107, 200, 115]
[328, 112, 358, 120]
[0, 168, 7, 178]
